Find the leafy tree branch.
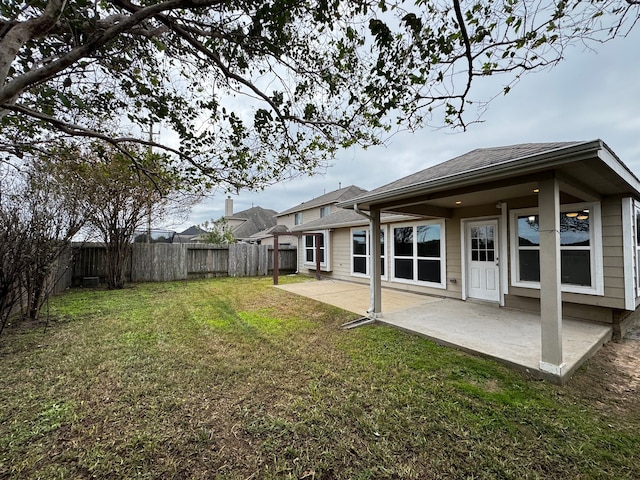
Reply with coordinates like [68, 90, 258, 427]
[0, 0, 637, 192]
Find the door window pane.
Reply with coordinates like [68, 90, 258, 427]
[470, 224, 495, 263]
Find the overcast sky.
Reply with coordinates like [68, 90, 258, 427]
[168, 26, 640, 232]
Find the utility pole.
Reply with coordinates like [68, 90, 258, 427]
[146, 117, 159, 244]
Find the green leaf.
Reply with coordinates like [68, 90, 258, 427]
[57, 92, 72, 109]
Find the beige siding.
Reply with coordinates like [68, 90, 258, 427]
[601, 198, 625, 307]
[278, 214, 296, 230]
[331, 229, 353, 276]
[504, 293, 615, 324]
[444, 217, 462, 296]
[603, 254, 624, 268]
[277, 206, 327, 230]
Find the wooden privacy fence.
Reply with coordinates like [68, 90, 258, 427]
[57, 243, 297, 289]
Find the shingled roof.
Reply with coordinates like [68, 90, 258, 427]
[337, 141, 619, 208]
[277, 185, 367, 216]
[368, 142, 583, 195]
[230, 206, 277, 240]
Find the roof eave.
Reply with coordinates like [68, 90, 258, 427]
[338, 140, 608, 210]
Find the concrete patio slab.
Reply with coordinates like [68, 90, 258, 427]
[275, 279, 612, 384]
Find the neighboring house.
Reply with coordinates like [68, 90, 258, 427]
[174, 225, 205, 243]
[294, 140, 640, 377]
[248, 224, 294, 247]
[276, 185, 368, 271]
[222, 197, 278, 242]
[176, 199, 277, 244]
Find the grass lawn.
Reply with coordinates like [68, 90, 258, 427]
[1, 276, 639, 479]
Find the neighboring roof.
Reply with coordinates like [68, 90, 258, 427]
[180, 225, 205, 236]
[231, 206, 278, 239]
[277, 185, 368, 216]
[337, 140, 640, 209]
[249, 224, 290, 240]
[291, 208, 420, 231]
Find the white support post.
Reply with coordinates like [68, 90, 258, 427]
[369, 208, 382, 317]
[538, 177, 565, 375]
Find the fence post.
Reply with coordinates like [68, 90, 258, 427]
[273, 237, 280, 284]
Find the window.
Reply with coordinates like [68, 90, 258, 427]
[320, 206, 330, 218]
[511, 203, 602, 294]
[294, 212, 303, 225]
[634, 201, 640, 296]
[392, 221, 445, 287]
[351, 228, 386, 277]
[303, 231, 330, 270]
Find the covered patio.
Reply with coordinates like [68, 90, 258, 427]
[275, 279, 612, 384]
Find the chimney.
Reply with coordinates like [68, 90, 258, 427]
[225, 196, 233, 217]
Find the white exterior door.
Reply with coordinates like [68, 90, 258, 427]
[466, 220, 500, 302]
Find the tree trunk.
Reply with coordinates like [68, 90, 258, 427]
[105, 241, 130, 289]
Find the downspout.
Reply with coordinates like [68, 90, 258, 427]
[354, 204, 382, 318]
[354, 203, 371, 219]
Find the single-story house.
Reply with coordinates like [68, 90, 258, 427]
[292, 140, 640, 377]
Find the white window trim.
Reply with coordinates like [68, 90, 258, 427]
[635, 200, 640, 299]
[391, 220, 446, 289]
[350, 226, 387, 280]
[621, 197, 636, 309]
[294, 212, 303, 225]
[302, 230, 331, 271]
[509, 202, 604, 295]
[320, 206, 331, 218]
